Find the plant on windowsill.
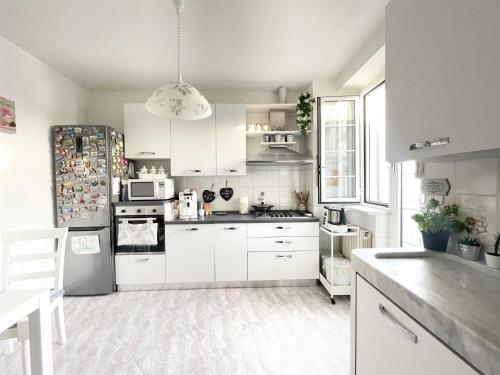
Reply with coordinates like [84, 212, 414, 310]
[411, 198, 464, 252]
[296, 92, 315, 135]
[485, 233, 500, 269]
[457, 216, 486, 261]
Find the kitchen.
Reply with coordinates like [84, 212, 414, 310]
[0, 0, 499, 374]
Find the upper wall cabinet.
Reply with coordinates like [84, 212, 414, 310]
[170, 105, 217, 176]
[124, 103, 171, 159]
[216, 104, 247, 176]
[386, 0, 500, 162]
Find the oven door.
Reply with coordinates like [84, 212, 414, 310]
[114, 216, 164, 253]
[128, 180, 157, 200]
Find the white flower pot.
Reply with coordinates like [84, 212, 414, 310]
[485, 252, 500, 269]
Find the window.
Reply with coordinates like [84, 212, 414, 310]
[400, 161, 423, 247]
[318, 96, 360, 203]
[364, 82, 389, 206]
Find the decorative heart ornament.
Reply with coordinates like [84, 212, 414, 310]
[220, 181, 233, 201]
[202, 183, 216, 203]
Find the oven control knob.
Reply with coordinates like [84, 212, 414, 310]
[137, 209, 142, 213]
[120, 209, 126, 213]
[152, 209, 157, 213]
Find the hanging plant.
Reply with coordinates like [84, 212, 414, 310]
[296, 92, 315, 135]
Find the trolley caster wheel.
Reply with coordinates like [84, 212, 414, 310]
[330, 297, 336, 305]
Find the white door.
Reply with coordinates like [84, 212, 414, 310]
[124, 103, 171, 159]
[214, 224, 247, 281]
[165, 225, 214, 283]
[355, 276, 476, 375]
[170, 106, 216, 176]
[216, 104, 247, 176]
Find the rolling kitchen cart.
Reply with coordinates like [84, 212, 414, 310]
[319, 225, 359, 304]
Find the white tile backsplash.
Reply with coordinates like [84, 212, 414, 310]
[456, 158, 498, 195]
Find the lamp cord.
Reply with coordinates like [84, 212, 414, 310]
[177, 9, 182, 82]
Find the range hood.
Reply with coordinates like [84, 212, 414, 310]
[247, 145, 314, 165]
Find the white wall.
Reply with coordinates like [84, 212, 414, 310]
[0, 35, 89, 230]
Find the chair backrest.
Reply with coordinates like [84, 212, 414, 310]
[1, 228, 68, 291]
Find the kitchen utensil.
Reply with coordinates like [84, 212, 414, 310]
[220, 181, 233, 201]
[202, 183, 216, 203]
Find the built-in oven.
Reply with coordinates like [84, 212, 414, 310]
[114, 204, 165, 254]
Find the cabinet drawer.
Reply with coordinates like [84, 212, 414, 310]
[355, 276, 476, 375]
[247, 222, 319, 237]
[165, 224, 213, 246]
[248, 237, 318, 252]
[248, 251, 319, 281]
[115, 254, 165, 285]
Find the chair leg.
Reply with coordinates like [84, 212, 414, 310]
[21, 339, 31, 375]
[55, 299, 67, 345]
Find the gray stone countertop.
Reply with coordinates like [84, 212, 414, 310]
[164, 211, 319, 224]
[352, 248, 500, 375]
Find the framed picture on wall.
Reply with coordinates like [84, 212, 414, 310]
[0, 96, 16, 134]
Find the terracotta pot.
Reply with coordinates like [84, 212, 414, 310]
[421, 231, 450, 252]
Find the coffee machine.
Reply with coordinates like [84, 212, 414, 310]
[179, 189, 198, 220]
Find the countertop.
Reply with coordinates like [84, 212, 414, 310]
[164, 212, 319, 224]
[352, 248, 500, 375]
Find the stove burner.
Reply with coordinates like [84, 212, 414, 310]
[254, 209, 309, 219]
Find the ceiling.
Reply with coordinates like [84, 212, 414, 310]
[0, 0, 388, 91]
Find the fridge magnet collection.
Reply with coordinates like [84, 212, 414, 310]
[0, 96, 16, 134]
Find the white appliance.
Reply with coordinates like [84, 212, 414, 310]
[179, 190, 198, 220]
[127, 178, 174, 201]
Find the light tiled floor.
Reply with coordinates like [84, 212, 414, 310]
[0, 286, 350, 375]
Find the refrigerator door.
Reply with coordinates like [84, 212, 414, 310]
[53, 125, 111, 228]
[63, 227, 114, 295]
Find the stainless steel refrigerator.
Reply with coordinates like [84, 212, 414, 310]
[53, 125, 125, 295]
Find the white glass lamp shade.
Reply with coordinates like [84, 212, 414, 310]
[145, 81, 212, 120]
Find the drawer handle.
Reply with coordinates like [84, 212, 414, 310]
[409, 137, 449, 151]
[138, 151, 156, 155]
[224, 227, 239, 230]
[379, 304, 418, 343]
[184, 228, 199, 231]
[224, 169, 238, 173]
[185, 169, 202, 173]
[275, 254, 293, 258]
[275, 226, 292, 230]
[132, 257, 150, 262]
[275, 240, 292, 244]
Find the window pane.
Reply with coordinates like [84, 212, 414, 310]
[320, 98, 358, 202]
[365, 83, 389, 206]
[401, 161, 423, 247]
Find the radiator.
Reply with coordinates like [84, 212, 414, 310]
[342, 229, 372, 260]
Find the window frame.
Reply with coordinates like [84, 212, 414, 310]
[317, 95, 361, 204]
[363, 81, 389, 208]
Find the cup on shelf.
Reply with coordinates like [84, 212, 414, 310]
[274, 134, 284, 142]
[286, 134, 294, 143]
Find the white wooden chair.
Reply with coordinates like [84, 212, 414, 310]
[0, 228, 68, 375]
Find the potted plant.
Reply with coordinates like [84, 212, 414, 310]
[485, 234, 500, 269]
[457, 217, 485, 260]
[296, 92, 315, 135]
[412, 198, 464, 252]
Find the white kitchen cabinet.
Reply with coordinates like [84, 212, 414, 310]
[165, 224, 215, 283]
[248, 236, 319, 252]
[355, 276, 476, 375]
[385, 1, 499, 162]
[247, 222, 319, 238]
[248, 251, 318, 281]
[124, 103, 171, 159]
[115, 254, 166, 285]
[214, 223, 247, 281]
[170, 105, 217, 176]
[215, 104, 247, 176]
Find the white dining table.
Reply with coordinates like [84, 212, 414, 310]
[0, 289, 54, 375]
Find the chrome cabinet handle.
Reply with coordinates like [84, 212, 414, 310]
[138, 151, 156, 155]
[275, 240, 292, 244]
[132, 257, 149, 262]
[379, 304, 418, 343]
[275, 254, 293, 258]
[224, 169, 238, 173]
[409, 137, 449, 151]
[184, 228, 199, 231]
[275, 226, 292, 230]
[224, 227, 239, 230]
[185, 169, 202, 173]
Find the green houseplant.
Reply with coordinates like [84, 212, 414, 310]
[457, 217, 485, 260]
[485, 234, 500, 269]
[296, 92, 315, 135]
[412, 198, 464, 251]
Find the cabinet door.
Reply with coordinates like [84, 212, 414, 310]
[115, 254, 166, 285]
[165, 225, 214, 283]
[124, 103, 171, 159]
[248, 251, 319, 281]
[386, 1, 499, 162]
[170, 106, 216, 176]
[216, 104, 247, 176]
[355, 276, 476, 375]
[214, 223, 247, 281]
[247, 222, 319, 238]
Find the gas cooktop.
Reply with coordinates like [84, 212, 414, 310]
[254, 209, 312, 219]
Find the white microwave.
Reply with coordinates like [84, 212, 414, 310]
[127, 178, 174, 201]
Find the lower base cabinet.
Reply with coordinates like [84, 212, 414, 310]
[248, 251, 319, 281]
[214, 224, 247, 282]
[115, 254, 166, 284]
[355, 276, 476, 375]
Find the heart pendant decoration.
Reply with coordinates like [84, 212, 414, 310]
[202, 183, 216, 203]
[220, 181, 233, 201]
